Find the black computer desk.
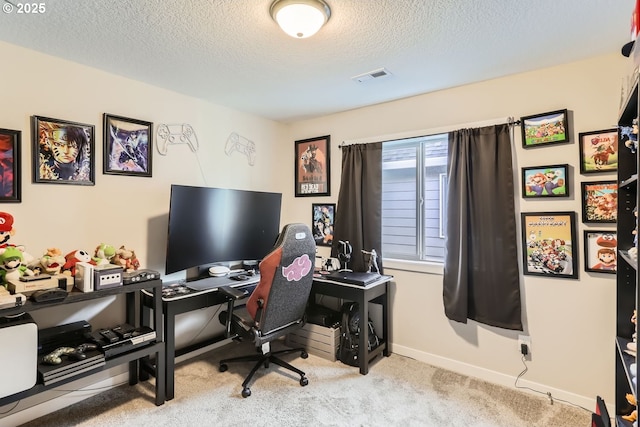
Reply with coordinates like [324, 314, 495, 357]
[142, 273, 392, 400]
[141, 275, 259, 401]
[311, 274, 392, 375]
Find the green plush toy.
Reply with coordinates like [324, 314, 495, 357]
[0, 246, 34, 285]
[93, 243, 116, 265]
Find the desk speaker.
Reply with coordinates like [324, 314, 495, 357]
[0, 313, 38, 398]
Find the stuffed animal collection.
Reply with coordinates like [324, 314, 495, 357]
[0, 211, 141, 289]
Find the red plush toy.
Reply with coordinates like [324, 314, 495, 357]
[62, 249, 95, 276]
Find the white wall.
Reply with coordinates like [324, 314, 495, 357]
[283, 52, 630, 410]
[0, 41, 288, 425]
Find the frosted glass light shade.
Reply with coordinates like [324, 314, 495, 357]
[270, 0, 331, 39]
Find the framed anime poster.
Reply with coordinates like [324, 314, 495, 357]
[32, 116, 95, 185]
[103, 114, 153, 177]
[521, 211, 578, 279]
[312, 203, 335, 247]
[578, 129, 618, 174]
[521, 164, 569, 198]
[583, 230, 617, 274]
[581, 181, 617, 223]
[520, 109, 569, 148]
[295, 135, 330, 197]
[0, 128, 21, 202]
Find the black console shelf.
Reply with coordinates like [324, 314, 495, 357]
[613, 59, 639, 423]
[0, 280, 165, 407]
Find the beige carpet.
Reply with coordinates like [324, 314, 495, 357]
[19, 340, 591, 427]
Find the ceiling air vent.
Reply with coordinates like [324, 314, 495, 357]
[351, 68, 392, 83]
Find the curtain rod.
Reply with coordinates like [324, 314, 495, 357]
[340, 116, 521, 147]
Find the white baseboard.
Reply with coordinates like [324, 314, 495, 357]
[391, 344, 599, 414]
[0, 372, 129, 427]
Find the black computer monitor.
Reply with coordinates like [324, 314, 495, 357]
[165, 184, 282, 278]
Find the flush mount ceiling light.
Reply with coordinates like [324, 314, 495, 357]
[270, 0, 331, 39]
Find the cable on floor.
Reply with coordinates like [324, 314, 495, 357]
[514, 354, 591, 413]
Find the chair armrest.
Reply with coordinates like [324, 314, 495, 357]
[219, 285, 249, 300]
[219, 285, 250, 338]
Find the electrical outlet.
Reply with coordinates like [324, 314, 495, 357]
[518, 335, 531, 355]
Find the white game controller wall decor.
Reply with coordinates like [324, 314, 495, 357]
[156, 123, 199, 156]
[225, 132, 256, 166]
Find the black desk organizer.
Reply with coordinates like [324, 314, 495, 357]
[0, 279, 166, 407]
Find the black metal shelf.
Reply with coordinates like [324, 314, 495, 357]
[614, 50, 639, 425]
[0, 279, 165, 407]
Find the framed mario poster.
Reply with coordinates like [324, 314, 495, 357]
[521, 164, 569, 198]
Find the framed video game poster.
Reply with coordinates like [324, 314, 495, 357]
[521, 211, 578, 279]
[583, 230, 617, 274]
[521, 164, 569, 198]
[581, 181, 617, 223]
[520, 109, 569, 148]
[295, 135, 330, 197]
[578, 129, 618, 174]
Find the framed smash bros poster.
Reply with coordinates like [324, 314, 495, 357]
[295, 135, 330, 197]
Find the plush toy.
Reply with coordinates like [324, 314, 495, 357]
[62, 249, 94, 277]
[0, 211, 15, 248]
[623, 393, 638, 423]
[38, 247, 66, 275]
[0, 246, 34, 285]
[93, 243, 116, 265]
[111, 246, 140, 272]
[0, 211, 35, 265]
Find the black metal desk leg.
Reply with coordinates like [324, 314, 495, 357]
[126, 292, 139, 385]
[165, 305, 175, 400]
[382, 282, 390, 357]
[359, 294, 369, 375]
[155, 347, 166, 406]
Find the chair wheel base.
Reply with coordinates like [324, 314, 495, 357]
[242, 387, 251, 398]
[300, 376, 309, 386]
[301, 351, 308, 359]
[219, 363, 228, 372]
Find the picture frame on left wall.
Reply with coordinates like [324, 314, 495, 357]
[0, 128, 21, 202]
[32, 116, 95, 185]
[103, 113, 153, 177]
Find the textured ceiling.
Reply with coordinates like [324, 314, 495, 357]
[0, 0, 634, 123]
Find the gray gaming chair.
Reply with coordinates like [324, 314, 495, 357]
[218, 223, 316, 397]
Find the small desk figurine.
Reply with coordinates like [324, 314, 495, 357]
[621, 118, 639, 153]
[362, 249, 380, 274]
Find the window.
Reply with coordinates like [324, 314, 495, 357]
[381, 133, 448, 263]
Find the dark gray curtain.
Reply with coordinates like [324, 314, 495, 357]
[443, 124, 522, 330]
[331, 143, 383, 273]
